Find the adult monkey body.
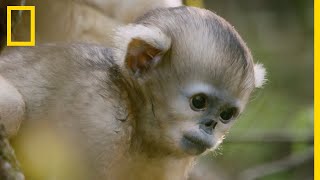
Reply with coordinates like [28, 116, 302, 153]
[9, 0, 182, 46]
[0, 7, 266, 180]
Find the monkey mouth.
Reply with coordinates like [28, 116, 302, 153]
[181, 133, 212, 155]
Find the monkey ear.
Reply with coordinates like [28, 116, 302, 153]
[113, 24, 171, 75]
[254, 63, 267, 88]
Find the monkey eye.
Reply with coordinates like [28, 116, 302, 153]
[190, 93, 208, 111]
[219, 107, 237, 123]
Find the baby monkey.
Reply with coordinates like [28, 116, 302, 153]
[0, 6, 266, 180]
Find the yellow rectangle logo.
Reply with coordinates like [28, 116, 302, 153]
[7, 6, 35, 46]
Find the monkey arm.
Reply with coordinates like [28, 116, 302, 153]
[0, 75, 25, 138]
[83, 0, 182, 23]
[12, 0, 123, 46]
[70, 3, 124, 45]
[9, 0, 182, 47]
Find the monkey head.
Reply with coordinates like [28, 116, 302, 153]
[113, 7, 266, 156]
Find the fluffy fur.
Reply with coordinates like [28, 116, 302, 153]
[0, 76, 25, 136]
[254, 63, 267, 88]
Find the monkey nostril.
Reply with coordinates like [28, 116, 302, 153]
[200, 119, 217, 135]
[212, 122, 217, 129]
[204, 121, 213, 127]
[204, 120, 218, 129]
[203, 119, 217, 129]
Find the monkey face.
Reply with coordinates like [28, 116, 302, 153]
[171, 83, 242, 155]
[144, 80, 245, 156]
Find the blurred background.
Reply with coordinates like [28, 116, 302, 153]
[186, 0, 314, 179]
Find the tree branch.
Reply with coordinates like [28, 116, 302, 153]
[0, 125, 25, 180]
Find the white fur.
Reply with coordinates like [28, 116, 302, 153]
[113, 24, 171, 66]
[184, 82, 215, 96]
[254, 63, 267, 88]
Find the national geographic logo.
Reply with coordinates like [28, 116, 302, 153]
[7, 6, 35, 46]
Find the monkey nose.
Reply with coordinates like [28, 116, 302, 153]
[199, 119, 217, 135]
